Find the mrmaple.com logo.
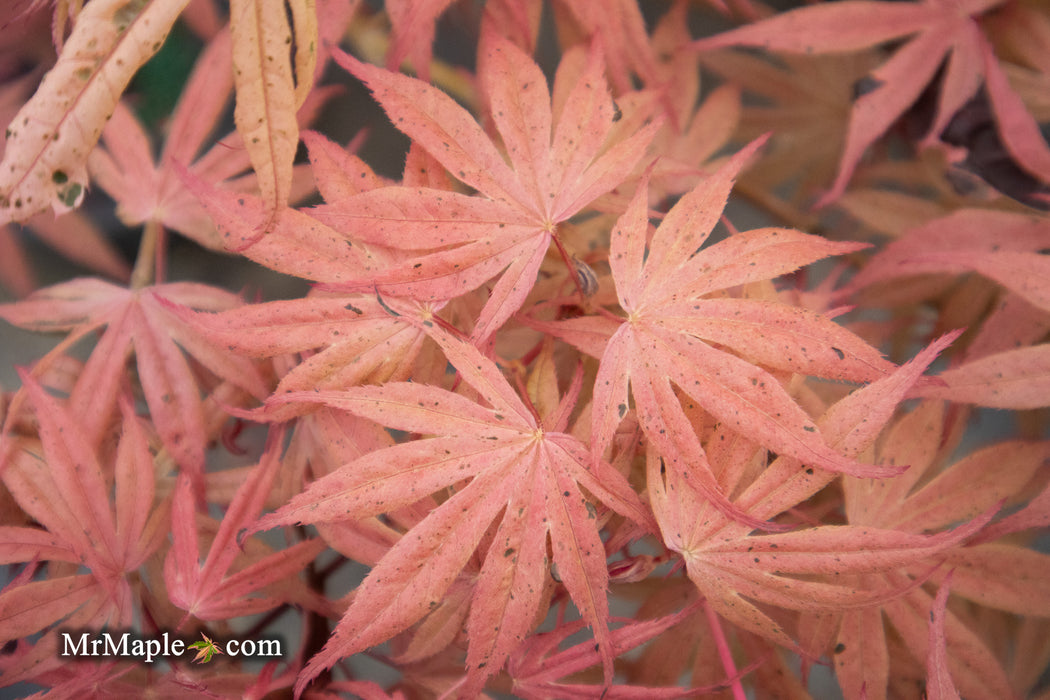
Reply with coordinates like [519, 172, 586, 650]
[59, 630, 282, 664]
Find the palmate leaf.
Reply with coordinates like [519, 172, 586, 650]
[173, 135, 439, 408]
[0, 279, 268, 480]
[255, 322, 655, 697]
[691, 0, 1050, 205]
[87, 30, 245, 249]
[535, 139, 899, 528]
[164, 436, 329, 622]
[0, 382, 169, 685]
[847, 209, 1050, 408]
[648, 443, 996, 652]
[832, 400, 1050, 699]
[90, 28, 328, 253]
[1, 378, 165, 584]
[640, 334, 984, 659]
[639, 1, 742, 203]
[312, 26, 658, 341]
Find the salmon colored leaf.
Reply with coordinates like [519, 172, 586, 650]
[169, 292, 432, 404]
[848, 209, 1050, 313]
[0, 381, 169, 667]
[385, 0, 456, 80]
[915, 344, 1050, 409]
[164, 436, 328, 621]
[0, 279, 268, 479]
[690, 0, 1026, 205]
[648, 425, 997, 651]
[733, 330, 962, 535]
[0, 0, 192, 223]
[926, 573, 962, 700]
[547, 142, 896, 488]
[321, 31, 658, 340]
[258, 324, 655, 696]
[837, 395, 1043, 699]
[7, 371, 119, 575]
[87, 30, 243, 249]
[634, 331, 962, 678]
[89, 27, 330, 252]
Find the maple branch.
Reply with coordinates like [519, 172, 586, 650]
[704, 600, 748, 700]
[130, 219, 162, 289]
[300, 558, 333, 687]
[550, 231, 590, 303]
[243, 600, 295, 639]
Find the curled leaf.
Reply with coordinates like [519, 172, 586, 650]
[0, 0, 192, 223]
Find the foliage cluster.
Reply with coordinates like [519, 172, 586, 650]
[0, 0, 1049, 697]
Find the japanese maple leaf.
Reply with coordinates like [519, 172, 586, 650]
[164, 436, 330, 622]
[643, 332, 998, 658]
[691, 0, 1050, 206]
[640, 0, 742, 202]
[87, 30, 244, 250]
[534, 140, 899, 527]
[312, 26, 659, 342]
[846, 208, 1050, 409]
[254, 322, 655, 697]
[830, 400, 1050, 699]
[0, 384, 167, 682]
[0, 279, 268, 480]
[173, 136, 441, 410]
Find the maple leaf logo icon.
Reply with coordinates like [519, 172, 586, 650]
[188, 634, 223, 664]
